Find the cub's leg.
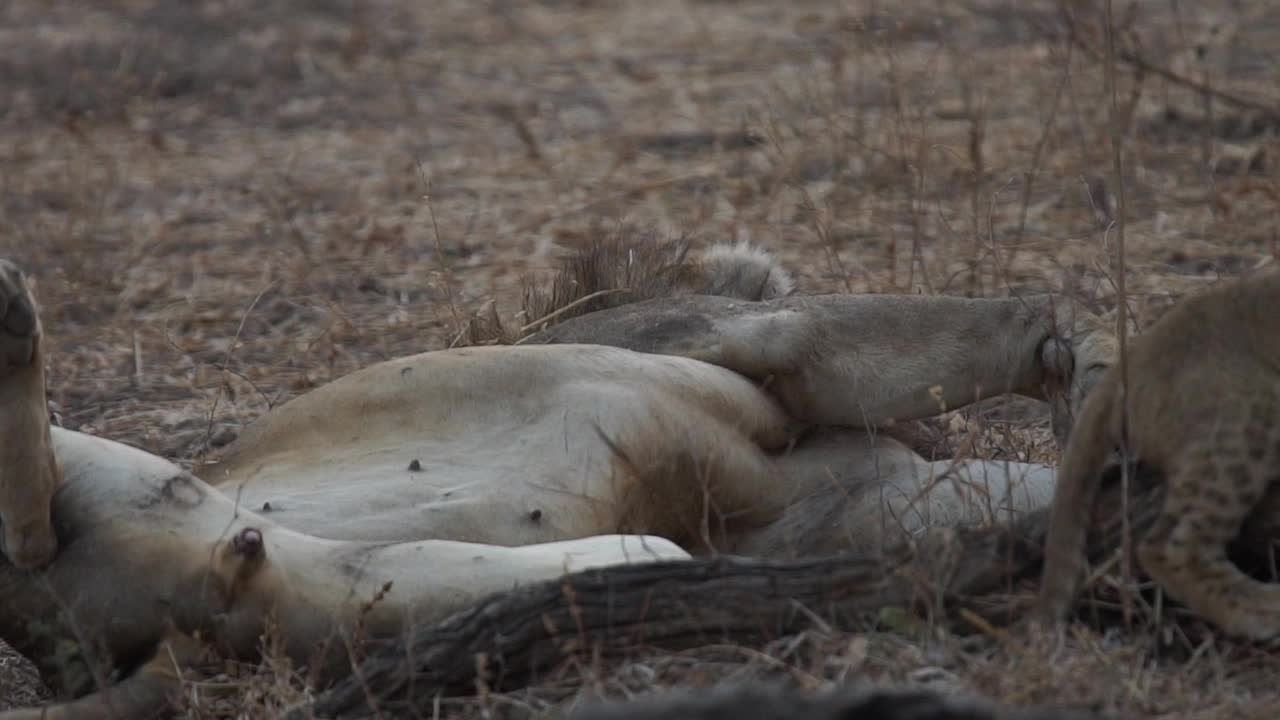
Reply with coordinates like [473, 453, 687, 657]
[0, 260, 60, 569]
[1138, 445, 1280, 641]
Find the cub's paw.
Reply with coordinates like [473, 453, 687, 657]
[0, 260, 40, 374]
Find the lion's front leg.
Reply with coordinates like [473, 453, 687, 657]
[0, 260, 60, 570]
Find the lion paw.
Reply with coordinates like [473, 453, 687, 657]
[0, 260, 41, 375]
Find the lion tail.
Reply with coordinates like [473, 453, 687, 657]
[690, 240, 796, 301]
[1034, 370, 1122, 626]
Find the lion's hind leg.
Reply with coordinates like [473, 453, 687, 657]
[602, 402, 792, 554]
[0, 259, 60, 570]
[0, 262, 40, 373]
[0, 626, 209, 720]
[1138, 445, 1280, 641]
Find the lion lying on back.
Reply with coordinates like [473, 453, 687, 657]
[0, 231, 1116, 719]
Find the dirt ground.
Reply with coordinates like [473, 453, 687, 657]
[1, 0, 1278, 717]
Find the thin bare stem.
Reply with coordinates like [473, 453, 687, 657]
[1104, 0, 1133, 631]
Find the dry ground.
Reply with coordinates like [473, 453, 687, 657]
[1, 0, 1278, 717]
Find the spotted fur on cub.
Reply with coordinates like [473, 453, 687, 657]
[1037, 268, 1280, 640]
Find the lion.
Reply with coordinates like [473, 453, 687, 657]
[0, 234, 1116, 719]
[1036, 267, 1280, 641]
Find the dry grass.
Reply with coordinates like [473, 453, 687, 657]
[1, 0, 1279, 717]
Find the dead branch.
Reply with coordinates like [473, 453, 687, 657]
[563, 683, 1115, 720]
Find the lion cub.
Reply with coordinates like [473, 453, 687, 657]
[1036, 268, 1280, 640]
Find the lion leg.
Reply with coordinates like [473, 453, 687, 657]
[730, 430, 1055, 557]
[0, 625, 207, 720]
[913, 458, 1057, 528]
[526, 292, 1116, 432]
[0, 260, 60, 570]
[762, 293, 1116, 430]
[773, 440, 1055, 545]
[604, 402, 795, 554]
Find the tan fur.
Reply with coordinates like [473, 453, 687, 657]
[0, 245, 1116, 719]
[1036, 269, 1280, 640]
[0, 426, 694, 704]
[500, 232, 1113, 451]
[206, 343, 798, 547]
[0, 261, 59, 570]
[525, 290, 1114, 433]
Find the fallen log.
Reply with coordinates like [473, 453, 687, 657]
[299, 464, 1173, 719]
[563, 683, 1121, 720]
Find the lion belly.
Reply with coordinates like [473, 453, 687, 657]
[206, 432, 618, 545]
[202, 343, 796, 546]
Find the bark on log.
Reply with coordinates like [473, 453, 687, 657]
[299, 465, 1171, 719]
[563, 684, 1120, 720]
